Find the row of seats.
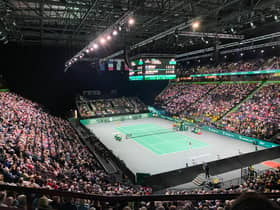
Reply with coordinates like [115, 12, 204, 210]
[0, 92, 151, 198]
[177, 56, 280, 76]
[218, 83, 280, 139]
[77, 97, 148, 118]
[156, 82, 280, 140]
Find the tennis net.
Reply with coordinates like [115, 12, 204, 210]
[126, 128, 175, 139]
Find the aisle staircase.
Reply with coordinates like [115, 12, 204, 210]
[192, 173, 206, 186]
[187, 83, 220, 108]
[216, 81, 266, 122]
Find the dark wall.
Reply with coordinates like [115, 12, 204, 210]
[1, 44, 167, 116]
[144, 146, 280, 191]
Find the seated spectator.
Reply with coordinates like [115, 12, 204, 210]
[78, 97, 147, 118]
[0, 92, 151, 197]
[218, 83, 280, 139]
[230, 192, 280, 210]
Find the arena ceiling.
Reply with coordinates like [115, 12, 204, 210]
[1, 0, 280, 56]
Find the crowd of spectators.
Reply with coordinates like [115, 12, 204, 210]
[218, 83, 280, 140]
[0, 163, 279, 209]
[156, 81, 279, 140]
[0, 86, 279, 209]
[77, 97, 148, 118]
[0, 92, 152, 209]
[178, 56, 280, 76]
[186, 83, 259, 122]
[155, 84, 217, 115]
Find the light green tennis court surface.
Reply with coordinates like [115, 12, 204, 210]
[116, 123, 207, 155]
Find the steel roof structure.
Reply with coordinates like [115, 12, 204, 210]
[1, 0, 280, 58]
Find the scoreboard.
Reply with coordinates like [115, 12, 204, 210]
[129, 58, 176, 81]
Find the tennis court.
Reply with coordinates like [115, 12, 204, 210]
[116, 123, 207, 155]
[87, 117, 262, 175]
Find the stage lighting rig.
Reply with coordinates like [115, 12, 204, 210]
[65, 11, 135, 70]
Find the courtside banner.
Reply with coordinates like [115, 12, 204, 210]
[202, 126, 279, 148]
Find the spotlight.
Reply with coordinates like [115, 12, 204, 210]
[192, 21, 200, 30]
[128, 18, 135, 25]
[100, 38, 106, 44]
[107, 35, 112, 40]
[230, 27, 235, 33]
[85, 49, 90, 53]
[240, 52, 244, 56]
[274, 15, 279, 22]
[224, 55, 227, 59]
[3, 40, 8, 45]
[74, 58, 77, 61]
[118, 26, 122, 31]
[112, 30, 118, 36]
[93, 43, 99, 49]
[205, 40, 209, 44]
[261, 49, 264, 53]
[210, 57, 213, 61]
[90, 47, 94, 51]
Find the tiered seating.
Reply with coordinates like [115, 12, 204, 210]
[218, 83, 280, 139]
[77, 102, 94, 117]
[157, 81, 279, 140]
[78, 97, 148, 118]
[186, 83, 259, 122]
[155, 83, 217, 115]
[179, 56, 280, 76]
[0, 92, 151, 196]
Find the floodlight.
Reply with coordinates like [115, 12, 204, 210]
[128, 18, 135, 25]
[112, 30, 118, 36]
[100, 38, 106, 44]
[192, 21, 200, 30]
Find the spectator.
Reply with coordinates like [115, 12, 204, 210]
[230, 192, 280, 210]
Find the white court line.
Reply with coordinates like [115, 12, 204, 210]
[125, 136, 160, 156]
[115, 125, 208, 157]
[117, 125, 207, 156]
